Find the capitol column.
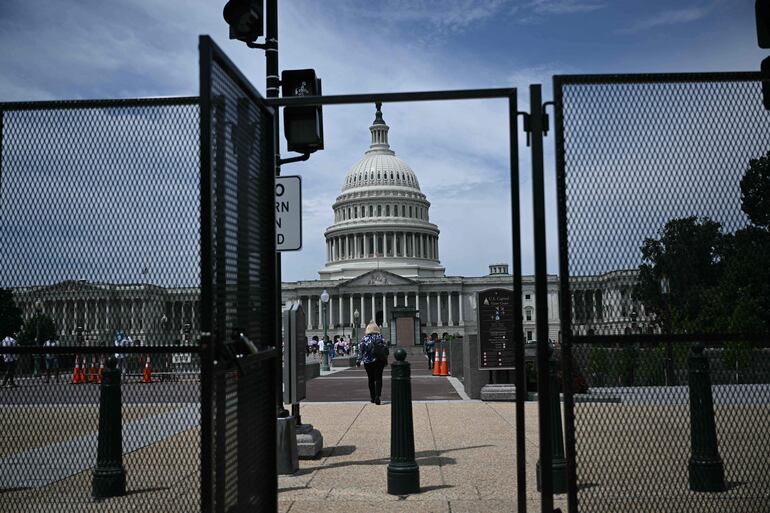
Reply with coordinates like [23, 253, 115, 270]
[329, 295, 335, 329]
[393, 232, 397, 257]
[338, 295, 343, 328]
[371, 295, 376, 325]
[426, 294, 432, 326]
[437, 292, 443, 327]
[459, 294, 464, 326]
[360, 295, 365, 327]
[448, 293, 454, 326]
[318, 296, 322, 330]
[349, 296, 353, 329]
[354, 235, 359, 259]
[306, 297, 312, 330]
[382, 294, 388, 328]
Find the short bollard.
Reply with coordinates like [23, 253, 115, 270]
[92, 357, 126, 499]
[688, 342, 725, 492]
[387, 348, 420, 495]
[537, 349, 567, 494]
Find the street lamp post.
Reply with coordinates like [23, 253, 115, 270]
[353, 308, 360, 355]
[321, 290, 330, 372]
[33, 300, 42, 378]
[160, 314, 168, 346]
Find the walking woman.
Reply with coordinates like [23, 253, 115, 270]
[356, 321, 389, 405]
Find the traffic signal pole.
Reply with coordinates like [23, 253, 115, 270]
[265, 0, 289, 419]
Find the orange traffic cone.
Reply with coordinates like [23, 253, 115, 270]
[142, 356, 152, 384]
[440, 348, 449, 376]
[72, 355, 82, 384]
[433, 345, 441, 376]
[88, 356, 98, 383]
[97, 356, 104, 384]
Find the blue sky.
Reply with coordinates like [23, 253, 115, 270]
[0, 0, 764, 284]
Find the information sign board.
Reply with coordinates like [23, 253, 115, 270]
[276, 175, 302, 251]
[282, 303, 306, 404]
[477, 288, 516, 370]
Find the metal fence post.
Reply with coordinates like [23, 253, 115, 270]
[688, 342, 725, 492]
[92, 357, 126, 498]
[537, 349, 567, 494]
[388, 348, 420, 495]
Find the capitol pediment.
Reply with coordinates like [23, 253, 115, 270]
[342, 270, 416, 288]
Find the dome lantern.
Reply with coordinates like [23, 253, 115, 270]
[366, 102, 394, 155]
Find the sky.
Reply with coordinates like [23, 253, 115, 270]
[0, 0, 765, 284]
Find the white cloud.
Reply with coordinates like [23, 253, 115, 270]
[617, 6, 711, 34]
[529, 0, 605, 15]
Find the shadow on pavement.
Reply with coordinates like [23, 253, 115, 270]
[312, 444, 495, 472]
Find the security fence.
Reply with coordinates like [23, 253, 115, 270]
[555, 73, 770, 512]
[0, 36, 278, 513]
[0, 96, 203, 513]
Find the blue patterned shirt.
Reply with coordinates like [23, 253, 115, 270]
[357, 333, 386, 365]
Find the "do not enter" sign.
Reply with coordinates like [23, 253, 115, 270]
[276, 175, 302, 251]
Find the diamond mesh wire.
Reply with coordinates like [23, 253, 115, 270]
[0, 98, 202, 512]
[555, 74, 770, 513]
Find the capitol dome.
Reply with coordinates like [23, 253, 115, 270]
[319, 104, 445, 280]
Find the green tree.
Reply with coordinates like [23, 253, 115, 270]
[19, 314, 58, 346]
[740, 150, 770, 229]
[633, 216, 726, 334]
[0, 289, 23, 337]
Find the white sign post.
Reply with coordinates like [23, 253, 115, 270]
[276, 175, 302, 251]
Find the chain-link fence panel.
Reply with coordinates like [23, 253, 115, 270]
[0, 97, 202, 512]
[555, 73, 770, 512]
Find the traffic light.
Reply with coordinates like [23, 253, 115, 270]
[281, 69, 324, 154]
[758, 0, 770, 48]
[223, 0, 263, 42]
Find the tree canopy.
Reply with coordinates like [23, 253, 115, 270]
[0, 289, 23, 338]
[740, 151, 770, 229]
[634, 151, 770, 337]
[18, 314, 58, 346]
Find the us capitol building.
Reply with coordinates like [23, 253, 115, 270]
[12, 106, 651, 346]
[281, 105, 629, 346]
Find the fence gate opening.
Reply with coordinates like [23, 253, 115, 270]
[555, 72, 770, 513]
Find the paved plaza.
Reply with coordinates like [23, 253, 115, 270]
[1, 362, 768, 512]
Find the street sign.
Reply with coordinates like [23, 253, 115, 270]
[477, 288, 516, 370]
[276, 175, 302, 251]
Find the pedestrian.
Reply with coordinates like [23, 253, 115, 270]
[310, 335, 319, 355]
[44, 337, 60, 383]
[425, 332, 437, 370]
[356, 321, 388, 404]
[114, 330, 129, 378]
[1, 332, 19, 388]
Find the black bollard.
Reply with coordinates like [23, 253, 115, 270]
[537, 348, 567, 494]
[387, 348, 420, 495]
[688, 342, 725, 492]
[92, 357, 126, 498]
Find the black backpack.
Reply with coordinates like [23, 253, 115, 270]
[371, 339, 389, 362]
